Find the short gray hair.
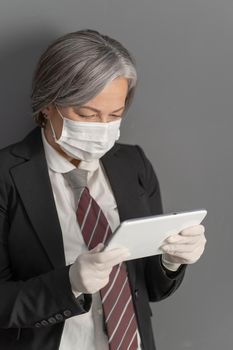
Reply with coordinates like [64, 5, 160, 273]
[31, 29, 138, 127]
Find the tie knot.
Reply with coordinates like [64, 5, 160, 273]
[63, 167, 88, 190]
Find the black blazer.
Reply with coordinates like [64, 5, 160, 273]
[0, 127, 186, 350]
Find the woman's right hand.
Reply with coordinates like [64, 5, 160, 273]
[69, 243, 129, 295]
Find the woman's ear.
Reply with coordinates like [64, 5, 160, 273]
[41, 104, 54, 119]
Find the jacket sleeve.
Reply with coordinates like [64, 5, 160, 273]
[135, 145, 187, 302]
[0, 172, 91, 329]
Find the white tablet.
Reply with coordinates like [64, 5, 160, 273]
[104, 209, 207, 261]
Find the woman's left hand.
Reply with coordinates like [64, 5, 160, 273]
[160, 224, 207, 265]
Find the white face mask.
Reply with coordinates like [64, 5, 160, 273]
[49, 106, 122, 161]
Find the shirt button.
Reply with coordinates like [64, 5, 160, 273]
[63, 310, 72, 317]
[97, 308, 103, 315]
[134, 289, 139, 299]
[48, 317, 56, 324]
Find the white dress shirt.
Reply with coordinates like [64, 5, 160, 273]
[41, 129, 142, 350]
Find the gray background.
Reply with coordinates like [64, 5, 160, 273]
[0, 1, 232, 349]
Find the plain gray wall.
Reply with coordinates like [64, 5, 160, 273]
[0, 1, 232, 349]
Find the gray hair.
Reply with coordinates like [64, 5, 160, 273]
[31, 29, 138, 127]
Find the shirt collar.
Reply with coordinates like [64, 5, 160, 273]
[41, 128, 99, 173]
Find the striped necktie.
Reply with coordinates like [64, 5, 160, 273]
[64, 168, 138, 350]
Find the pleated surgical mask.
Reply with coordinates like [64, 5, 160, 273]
[49, 105, 121, 161]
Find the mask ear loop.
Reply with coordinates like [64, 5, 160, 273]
[55, 104, 65, 120]
[49, 119, 58, 141]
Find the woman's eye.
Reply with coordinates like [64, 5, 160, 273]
[79, 114, 96, 118]
[77, 112, 123, 119]
[111, 115, 122, 118]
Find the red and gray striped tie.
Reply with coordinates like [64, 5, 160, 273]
[64, 168, 138, 350]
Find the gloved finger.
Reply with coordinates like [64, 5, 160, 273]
[100, 252, 129, 269]
[84, 277, 110, 293]
[98, 277, 111, 290]
[180, 225, 205, 236]
[161, 241, 201, 254]
[89, 243, 105, 253]
[164, 239, 206, 258]
[162, 233, 205, 248]
[91, 247, 130, 268]
[165, 234, 200, 245]
[169, 248, 203, 264]
[92, 266, 113, 277]
[92, 268, 113, 280]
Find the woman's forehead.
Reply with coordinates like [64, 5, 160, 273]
[82, 77, 128, 109]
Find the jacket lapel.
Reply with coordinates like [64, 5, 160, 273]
[10, 127, 65, 268]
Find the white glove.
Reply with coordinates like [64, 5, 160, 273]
[160, 224, 207, 270]
[69, 243, 130, 295]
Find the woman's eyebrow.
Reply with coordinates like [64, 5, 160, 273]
[79, 106, 125, 113]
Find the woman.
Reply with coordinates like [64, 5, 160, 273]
[0, 29, 206, 350]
